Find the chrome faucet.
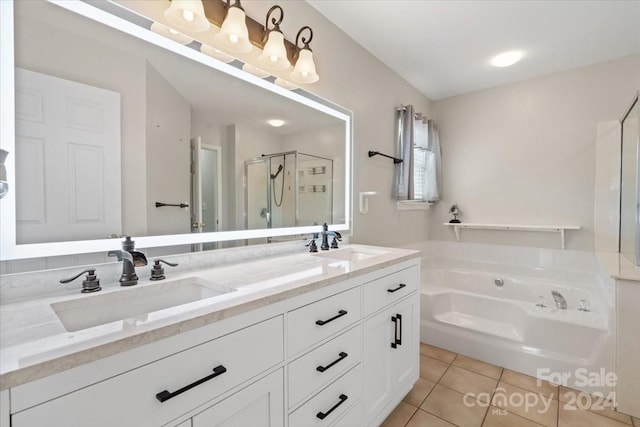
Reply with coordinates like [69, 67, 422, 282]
[108, 236, 147, 286]
[320, 222, 342, 250]
[551, 290, 567, 310]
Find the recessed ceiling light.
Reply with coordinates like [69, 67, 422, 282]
[268, 119, 285, 127]
[491, 51, 523, 67]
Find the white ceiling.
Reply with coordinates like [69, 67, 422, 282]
[306, 1, 640, 100]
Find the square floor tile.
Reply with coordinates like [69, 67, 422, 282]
[421, 384, 488, 427]
[561, 395, 632, 424]
[559, 386, 631, 424]
[407, 409, 456, 427]
[420, 355, 450, 382]
[420, 343, 457, 364]
[403, 378, 437, 407]
[453, 354, 503, 380]
[558, 404, 632, 427]
[483, 406, 546, 427]
[381, 401, 418, 427]
[501, 369, 558, 399]
[439, 365, 498, 404]
[492, 381, 558, 426]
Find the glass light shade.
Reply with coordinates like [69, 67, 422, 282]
[258, 31, 290, 70]
[290, 48, 319, 84]
[164, 0, 210, 33]
[242, 64, 270, 79]
[274, 78, 298, 91]
[200, 44, 235, 63]
[214, 6, 252, 53]
[150, 22, 194, 45]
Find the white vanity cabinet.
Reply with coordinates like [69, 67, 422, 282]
[5, 257, 420, 427]
[1, 390, 8, 427]
[190, 369, 284, 427]
[11, 316, 284, 427]
[362, 266, 420, 426]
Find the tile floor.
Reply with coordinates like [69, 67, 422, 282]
[381, 343, 640, 427]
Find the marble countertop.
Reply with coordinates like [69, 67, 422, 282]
[0, 244, 419, 390]
[596, 251, 640, 282]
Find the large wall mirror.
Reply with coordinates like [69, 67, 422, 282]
[620, 92, 639, 266]
[0, 0, 352, 263]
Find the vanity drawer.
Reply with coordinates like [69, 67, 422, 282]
[288, 286, 361, 356]
[288, 324, 362, 408]
[12, 316, 283, 427]
[289, 364, 362, 427]
[362, 265, 418, 316]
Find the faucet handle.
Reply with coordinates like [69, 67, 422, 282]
[150, 259, 178, 281]
[331, 237, 339, 249]
[535, 296, 546, 308]
[60, 269, 102, 293]
[306, 239, 318, 253]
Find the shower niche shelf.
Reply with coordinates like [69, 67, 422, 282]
[444, 223, 581, 249]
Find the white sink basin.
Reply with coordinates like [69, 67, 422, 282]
[51, 277, 235, 332]
[313, 247, 391, 262]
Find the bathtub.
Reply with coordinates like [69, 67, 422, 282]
[413, 241, 615, 397]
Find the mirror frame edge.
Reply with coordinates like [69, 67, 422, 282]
[0, 0, 353, 261]
[618, 90, 640, 266]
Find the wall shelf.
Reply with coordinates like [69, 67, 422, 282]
[443, 223, 581, 249]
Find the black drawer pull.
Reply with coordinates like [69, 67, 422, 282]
[391, 314, 402, 348]
[316, 309, 347, 326]
[316, 352, 348, 373]
[156, 365, 227, 403]
[316, 394, 348, 420]
[387, 283, 406, 293]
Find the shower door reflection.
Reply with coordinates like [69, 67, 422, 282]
[245, 151, 333, 232]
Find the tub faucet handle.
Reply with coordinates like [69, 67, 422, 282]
[578, 299, 590, 312]
[536, 296, 546, 308]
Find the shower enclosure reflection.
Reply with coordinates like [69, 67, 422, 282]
[245, 152, 334, 231]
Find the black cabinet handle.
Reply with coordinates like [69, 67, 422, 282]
[391, 314, 402, 348]
[316, 352, 348, 373]
[316, 310, 347, 326]
[316, 394, 348, 420]
[387, 283, 406, 293]
[156, 365, 227, 403]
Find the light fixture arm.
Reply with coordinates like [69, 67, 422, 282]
[295, 26, 313, 51]
[264, 5, 284, 35]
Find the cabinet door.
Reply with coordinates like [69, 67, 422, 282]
[390, 295, 419, 395]
[192, 369, 284, 427]
[362, 294, 419, 426]
[362, 308, 393, 425]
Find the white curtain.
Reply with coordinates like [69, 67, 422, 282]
[424, 120, 441, 202]
[395, 105, 414, 200]
[395, 105, 441, 203]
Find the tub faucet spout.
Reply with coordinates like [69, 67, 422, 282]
[551, 290, 567, 309]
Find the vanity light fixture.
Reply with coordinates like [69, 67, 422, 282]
[267, 119, 285, 127]
[150, 22, 194, 45]
[491, 50, 523, 67]
[214, 0, 252, 53]
[242, 63, 271, 78]
[164, 0, 211, 33]
[291, 26, 319, 84]
[200, 44, 235, 63]
[257, 6, 290, 70]
[274, 78, 298, 90]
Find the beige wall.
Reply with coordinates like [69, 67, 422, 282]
[243, 1, 434, 246]
[429, 56, 640, 250]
